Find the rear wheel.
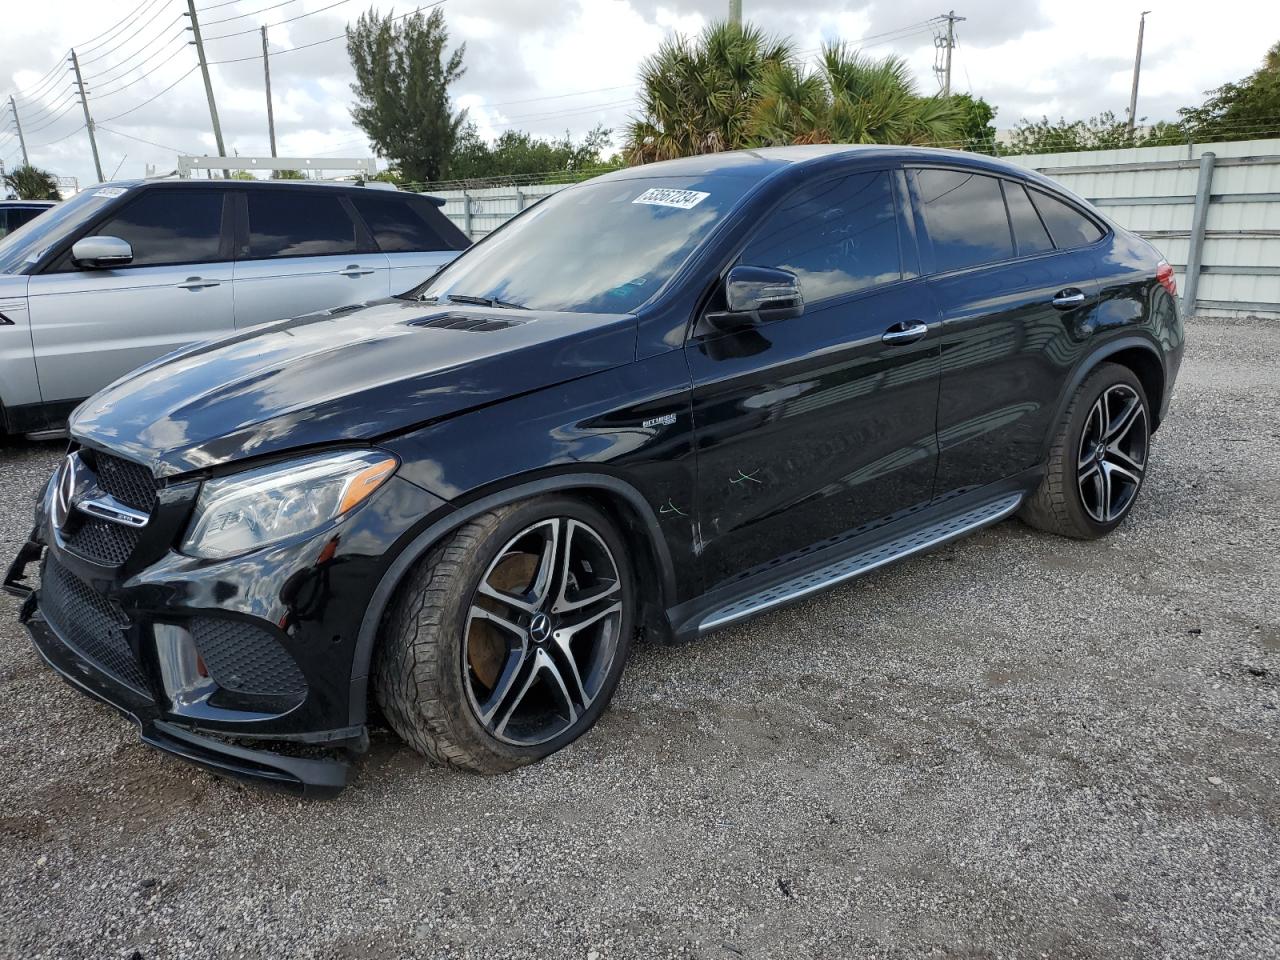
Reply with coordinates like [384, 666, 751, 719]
[1021, 362, 1151, 539]
[374, 497, 634, 772]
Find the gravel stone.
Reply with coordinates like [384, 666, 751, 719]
[1, 317, 1276, 959]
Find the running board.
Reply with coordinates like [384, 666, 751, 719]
[698, 492, 1024, 633]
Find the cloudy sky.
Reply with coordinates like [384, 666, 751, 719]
[1, 0, 1277, 188]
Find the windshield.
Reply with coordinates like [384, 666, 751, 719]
[0, 189, 118, 275]
[414, 175, 756, 314]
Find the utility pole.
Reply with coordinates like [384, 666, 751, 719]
[728, 0, 741, 25]
[185, 0, 228, 177]
[8, 96, 28, 167]
[1127, 10, 1151, 138]
[69, 49, 104, 183]
[261, 26, 277, 157]
[937, 10, 965, 97]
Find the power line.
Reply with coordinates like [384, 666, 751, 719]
[77, 0, 168, 56]
[91, 44, 193, 99]
[97, 124, 197, 154]
[86, 24, 189, 86]
[81, 12, 187, 69]
[8, 56, 74, 105]
[79, 0, 177, 66]
[99, 66, 201, 123]
[202, 0, 304, 27]
[202, 0, 358, 42]
[207, 0, 448, 64]
[22, 101, 82, 135]
[13, 91, 81, 128]
[29, 122, 87, 149]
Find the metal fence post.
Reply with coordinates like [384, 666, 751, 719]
[515, 187, 525, 212]
[1182, 151, 1215, 317]
[462, 189, 472, 239]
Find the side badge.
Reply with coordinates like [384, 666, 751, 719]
[642, 413, 677, 429]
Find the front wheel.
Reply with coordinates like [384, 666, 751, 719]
[374, 497, 635, 773]
[1021, 362, 1151, 539]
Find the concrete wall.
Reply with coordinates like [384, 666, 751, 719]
[425, 138, 1280, 318]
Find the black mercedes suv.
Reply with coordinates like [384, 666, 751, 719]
[7, 146, 1184, 796]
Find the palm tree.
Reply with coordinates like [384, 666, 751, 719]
[749, 44, 961, 147]
[3, 164, 60, 200]
[624, 21, 794, 164]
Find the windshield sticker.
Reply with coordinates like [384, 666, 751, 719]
[632, 188, 709, 210]
[93, 187, 128, 199]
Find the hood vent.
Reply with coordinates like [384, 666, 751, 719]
[409, 313, 527, 333]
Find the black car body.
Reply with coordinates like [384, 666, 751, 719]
[0, 199, 57, 238]
[7, 146, 1184, 796]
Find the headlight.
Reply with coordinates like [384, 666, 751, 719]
[182, 450, 398, 560]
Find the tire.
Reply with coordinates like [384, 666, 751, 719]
[374, 496, 635, 773]
[1020, 362, 1151, 540]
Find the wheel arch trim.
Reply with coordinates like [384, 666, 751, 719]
[1042, 335, 1165, 462]
[346, 472, 677, 726]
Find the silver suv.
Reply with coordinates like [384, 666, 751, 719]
[0, 180, 467, 435]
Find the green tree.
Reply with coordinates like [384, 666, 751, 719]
[271, 169, 306, 180]
[1178, 40, 1280, 141]
[749, 44, 961, 147]
[347, 7, 467, 183]
[950, 93, 997, 149]
[624, 20, 793, 163]
[1003, 111, 1138, 154]
[3, 164, 59, 200]
[448, 124, 616, 182]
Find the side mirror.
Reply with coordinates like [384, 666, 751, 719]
[709, 265, 804, 331]
[71, 235, 133, 269]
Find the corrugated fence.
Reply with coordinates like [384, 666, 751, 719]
[427, 137, 1280, 318]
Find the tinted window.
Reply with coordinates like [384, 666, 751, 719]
[739, 171, 901, 302]
[93, 191, 223, 267]
[1029, 188, 1104, 249]
[247, 190, 357, 258]
[915, 169, 1013, 272]
[0, 207, 46, 238]
[1003, 182, 1054, 256]
[351, 194, 459, 252]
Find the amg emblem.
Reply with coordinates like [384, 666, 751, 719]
[642, 413, 677, 429]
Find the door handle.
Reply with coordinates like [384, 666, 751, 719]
[341, 265, 375, 277]
[1051, 289, 1086, 309]
[177, 277, 220, 290]
[881, 320, 929, 346]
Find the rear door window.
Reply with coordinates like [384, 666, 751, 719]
[915, 169, 1014, 273]
[1003, 181, 1054, 256]
[89, 190, 224, 267]
[246, 190, 358, 259]
[351, 194, 466, 252]
[738, 170, 902, 303]
[1028, 188, 1104, 249]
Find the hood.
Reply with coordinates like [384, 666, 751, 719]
[70, 299, 637, 477]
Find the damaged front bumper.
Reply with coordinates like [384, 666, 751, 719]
[7, 537, 357, 798]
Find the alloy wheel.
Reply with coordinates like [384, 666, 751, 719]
[1076, 383, 1149, 524]
[463, 517, 624, 746]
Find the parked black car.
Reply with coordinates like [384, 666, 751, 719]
[7, 146, 1183, 796]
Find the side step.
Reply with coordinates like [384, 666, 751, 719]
[698, 492, 1024, 633]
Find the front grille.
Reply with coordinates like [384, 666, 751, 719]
[41, 559, 148, 693]
[190, 618, 306, 697]
[62, 450, 159, 566]
[66, 518, 142, 566]
[92, 452, 159, 513]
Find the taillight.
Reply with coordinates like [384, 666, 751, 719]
[1156, 261, 1177, 297]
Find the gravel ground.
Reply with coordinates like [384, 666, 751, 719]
[1, 317, 1277, 960]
